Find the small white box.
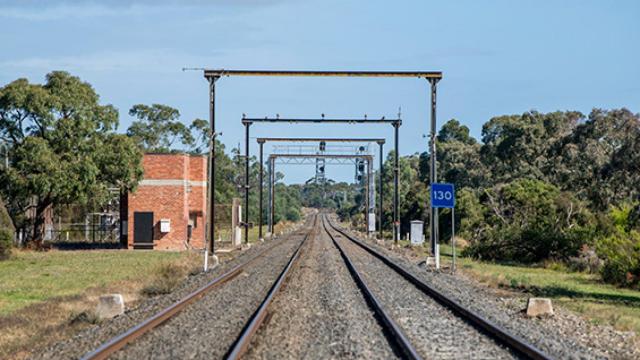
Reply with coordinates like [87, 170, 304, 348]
[410, 220, 424, 245]
[160, 219, 171, 233]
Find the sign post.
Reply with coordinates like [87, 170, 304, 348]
[430, 183, 455, 271]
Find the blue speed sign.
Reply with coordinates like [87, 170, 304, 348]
[431, 183, 455, 208]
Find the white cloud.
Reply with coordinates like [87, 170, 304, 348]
[0, 0, 287, 20]
[0, 49, 224, 74]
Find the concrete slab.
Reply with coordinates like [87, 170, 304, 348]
[526, 297, 554, 317]
[96, 294, 125, 319]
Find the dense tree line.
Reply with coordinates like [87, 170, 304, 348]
[377, 110, 639, 287]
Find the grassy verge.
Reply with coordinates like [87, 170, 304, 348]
[0, 250, 200, 359]
[433, 245, 640, 334]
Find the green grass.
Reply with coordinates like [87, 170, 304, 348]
[0, 250, 186, 316]
[435, 245, 640, 333]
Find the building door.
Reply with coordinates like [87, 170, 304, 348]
[133, 212, 154, 249]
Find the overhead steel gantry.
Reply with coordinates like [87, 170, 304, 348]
[267, 153, 374, 237]
[255, 137, 385, 241]
[242, 116, 399, 245]
[204, 69, 442, 255]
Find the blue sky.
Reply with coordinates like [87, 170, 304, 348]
[1, 0, 638, 183]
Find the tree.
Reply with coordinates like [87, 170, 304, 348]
[463, 179, 593, 262]
[127, 104, 197, 153]
[0, 72, 143, 246]
[549, 108, 640, 209]
[480, 111, 580, 183]
[437, 119, 476, 145]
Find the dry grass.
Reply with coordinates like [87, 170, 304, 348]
[0, 249, 201, 359]
[433, 245, 640, 335]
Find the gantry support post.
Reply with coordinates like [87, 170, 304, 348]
[378, 141, 384, 239]
[367, 157, 374, 237]
[243, 121, 251, 244]
[258, 140, 264, 241]
[393, 121, 400, 243]
[429, 78, 440, 255]
[269, 156, 275, 237]
[207, 76, 219, 256]
[365, 158, 370, 236]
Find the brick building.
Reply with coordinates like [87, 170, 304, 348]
[121, 153, 207, 250]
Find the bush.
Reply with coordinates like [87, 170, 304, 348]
[567, 245, 602, 273]
[596, 204, 640, 287]
[0, 229, 12, 260]
[597, 231, 640, 287]
[462, 179, 593, 263]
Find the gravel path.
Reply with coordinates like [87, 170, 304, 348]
[244, 218, 399, 359]
[329, 224, 517, 359]
[31, 219, 311, 360]
[337, 220, 640, 360]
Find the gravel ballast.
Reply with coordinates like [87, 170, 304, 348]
[244, 221, 399, 359]
[337, 220, 640, 360]
[329, 226, 517, 359]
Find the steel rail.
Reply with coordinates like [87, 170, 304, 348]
[224, 216, 317, 360]
[324, 218, 554, 360]
[81, 230, 306, 360]
[321, 215, 422, 360]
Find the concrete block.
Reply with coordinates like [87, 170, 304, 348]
[425, 256, 437, 267]
[96, 294, 125, 319]
[526, 298, 554, 317]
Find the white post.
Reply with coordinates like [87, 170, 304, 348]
[203, 249, 208, 272]
[435, 243, 440, 270]
[452, 208, 456, 273]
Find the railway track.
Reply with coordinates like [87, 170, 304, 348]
[80, 212, 553, 359]
[321, 214, 552, 360]
[80, 216, 316, 360]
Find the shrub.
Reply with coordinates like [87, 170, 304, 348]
[597, 230, 640, 287]
[462, 179, 593, 263]
[567, 245, 602, 273]
[141, 257, 195, 296]
[596, 203, 640, 287]
[0, 229, 12, 260]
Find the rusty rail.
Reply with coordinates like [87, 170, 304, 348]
[324, 216, 553, 360]
[81, 229, 307, 360]
[224, 216, 316, 359]
[321, 215, 423, 360]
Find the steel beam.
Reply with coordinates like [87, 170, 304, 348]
[257, 137, 385, 143]
[258, 140, 264, 241]
[244, 122, 251, 244]
[204, 69, 442, 79]
[207, 76, 219, 255]
[269, 157, 275, 237]
[429, 79, 440, 254]
[393, 122, 400, 243]
[243, 117, 400, 125]
[378, 141, 384, 239]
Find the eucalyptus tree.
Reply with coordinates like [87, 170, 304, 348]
[0, 71, 143, 246]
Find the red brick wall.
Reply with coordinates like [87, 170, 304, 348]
[125, 153, 207, 250]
